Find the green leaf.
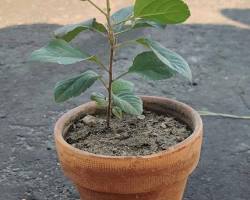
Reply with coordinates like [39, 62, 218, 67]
[111, 6, 133, 24]
[112, 93, 143, 116]
[112, 79, 134, 94]
[111, 6, 165, 33]
[30, 39, 94, 65]
[136, 38, 192, 81]
[134, 0, 190, 24]
[112, 79, 142, 115]
[129, 51, 175, 80]
[91, 92, 108, 107]
[54, 70, 99, 103]
[112, 106, 123, 119]
[112, 6, 133, 32]
[54, 18, 107, 42]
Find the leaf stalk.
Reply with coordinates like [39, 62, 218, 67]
[86, 0, 108, 17]
[114, 71, 129, 81]
[115, 39, 137, 48]
[98, 77, 109, 90]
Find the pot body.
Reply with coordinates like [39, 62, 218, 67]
[54, 96, 203, 200]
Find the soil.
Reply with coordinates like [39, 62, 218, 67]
[65, 111, 191, 156]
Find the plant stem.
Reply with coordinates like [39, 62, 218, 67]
[86, 0, 107, 16]
[85, 0, 114, 127]
[106, 0, 116, 128]
[106, 47, 114, 127]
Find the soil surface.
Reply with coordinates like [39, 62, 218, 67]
[65, 111, 191, 156]
[1, 1, 250, 200]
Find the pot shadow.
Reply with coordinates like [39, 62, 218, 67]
[221, 8, 250, 26]
[0, 15, 250, 200]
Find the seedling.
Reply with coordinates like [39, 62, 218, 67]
[30, 0, 192, 128]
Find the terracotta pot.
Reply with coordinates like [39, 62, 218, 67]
[54, 96, 203, 200]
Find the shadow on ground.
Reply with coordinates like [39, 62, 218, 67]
[221, 8, 250, 26]
[0, 14, 250, 200]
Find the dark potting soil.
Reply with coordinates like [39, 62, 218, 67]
[65, 111, 192, 156]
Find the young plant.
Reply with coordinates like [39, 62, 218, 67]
[30, 0, 192, 128]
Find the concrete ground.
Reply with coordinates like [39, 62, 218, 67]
[0, 0, 250, 199]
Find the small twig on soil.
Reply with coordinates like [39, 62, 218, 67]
[198, 111, 250, 120]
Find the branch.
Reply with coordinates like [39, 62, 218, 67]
[98, 77, 109, 90]
[96, 60, 109, 72]
[114, 71, 129, 81]
[85, 0, 107, 16]
[115, 39, 137, 48]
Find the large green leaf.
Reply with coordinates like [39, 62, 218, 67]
[54, 70, 99, 103]
[91, 92, 108, 107]
[112, 79, 134, 94]
[134, 0, 190, 24]
[136, 38, 192, 81]
[129, 51, 175, 80]
[112, 79, 142, 115]
[54, 18, 107, 42]
[30, 39, 94, 65]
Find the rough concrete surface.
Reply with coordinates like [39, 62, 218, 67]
[0, 0, 250, 200]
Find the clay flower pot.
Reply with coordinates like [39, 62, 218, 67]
[54, 96, 203, 200]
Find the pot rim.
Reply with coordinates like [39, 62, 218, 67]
[54, 96, 203, 160]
